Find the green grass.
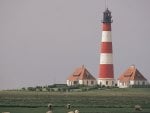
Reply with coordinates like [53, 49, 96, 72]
[0, 88, 150, 113]
[0, 107, 150, 113]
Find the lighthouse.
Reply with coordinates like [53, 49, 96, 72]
[98, 8, 115, 86]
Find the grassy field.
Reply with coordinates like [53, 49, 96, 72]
[0, 88, 150, 113]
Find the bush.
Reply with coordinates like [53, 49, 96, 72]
[27, 87, 36, 91]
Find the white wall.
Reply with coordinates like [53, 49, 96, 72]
[117, 80, 148, 88]
[97, 78, 115, 86]
[67, 79, 97, 86]
[117, 80, 129, 88]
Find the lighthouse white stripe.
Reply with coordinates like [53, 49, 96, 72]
[100, 53, 113, 64]
[102, 31, 112, 42]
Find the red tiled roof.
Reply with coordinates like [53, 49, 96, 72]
[67, 65, 96, 81]
[118, 65, 147, 82]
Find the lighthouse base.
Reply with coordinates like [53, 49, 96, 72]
[97, 78, 115, 87]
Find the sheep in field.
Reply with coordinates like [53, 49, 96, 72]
[75, 110, 79, 113]
[46, 111, 53, 113]
[134, 105, 142, 111]
[68, 111, 74, 113]
[68, 109, 79, 113]
[48, 103, 52, 110]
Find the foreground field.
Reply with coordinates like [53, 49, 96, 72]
[0, 88, 150, 113]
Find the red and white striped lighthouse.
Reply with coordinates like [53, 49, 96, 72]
[98, 8, 115, 86]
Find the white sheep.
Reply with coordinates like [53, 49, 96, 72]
[134, 105, 142, 111]
[75, 110, 79, 113]
[48, 103, 52, 110]
[66, 104, 71, 109]
[68, 109, 79, 113]
[68, 111, 74, 113]
[46, 110, 53, 113]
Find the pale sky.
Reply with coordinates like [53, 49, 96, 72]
[0, 0, 150, 90]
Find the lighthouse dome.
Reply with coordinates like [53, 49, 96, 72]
[102, 8, 112, 23]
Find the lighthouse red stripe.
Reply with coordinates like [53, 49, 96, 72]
[102, 23, 111, 31]
[99, 64, 114, 78]
[100, 42, 112, 53]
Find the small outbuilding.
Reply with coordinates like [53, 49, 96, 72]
[67, 65, 97, 86]
[117, 65, 148, 88]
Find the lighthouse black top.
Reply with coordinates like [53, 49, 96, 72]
[102, 8, 112, 23]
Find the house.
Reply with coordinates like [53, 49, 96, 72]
[67, 65, 97, 86]
[117, 65, 148, 88]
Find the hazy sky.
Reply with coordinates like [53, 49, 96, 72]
[0, 0, 150, 90]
